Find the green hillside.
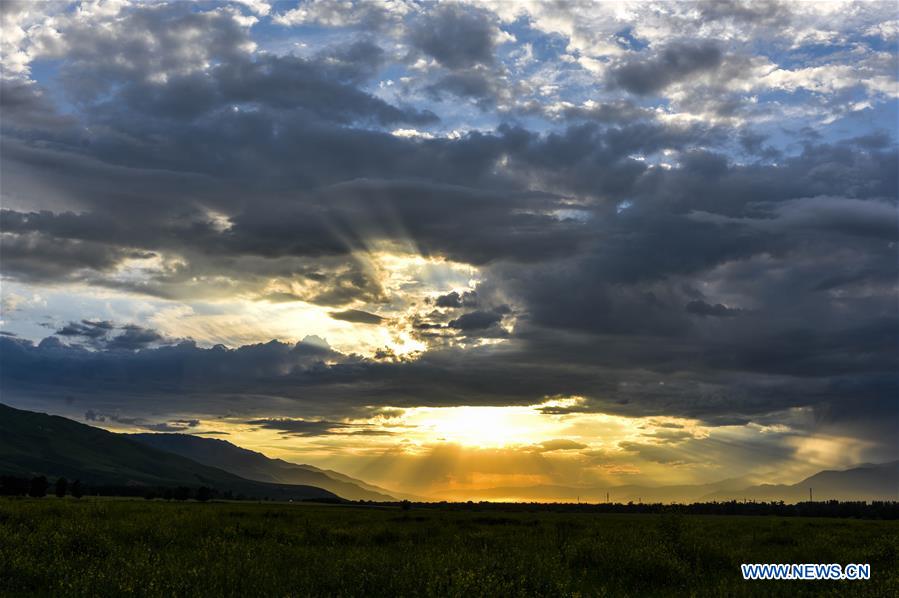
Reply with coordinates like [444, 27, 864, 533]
[130, 432, 400, 501]
[0, 403, 337, 501]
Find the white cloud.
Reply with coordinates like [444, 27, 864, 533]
[232, 0, 271, 16]
[390, 128, 434, 139]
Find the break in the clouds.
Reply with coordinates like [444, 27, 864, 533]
[1, 0, 897, 494]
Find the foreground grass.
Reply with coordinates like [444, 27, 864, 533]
[1, 499, 897, 597]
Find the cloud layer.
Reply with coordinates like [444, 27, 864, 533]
[1, 0, 896, 484]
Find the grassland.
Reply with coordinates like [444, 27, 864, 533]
[1, 498, 897, 597]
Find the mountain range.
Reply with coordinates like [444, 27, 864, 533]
[0, 403, 337, 501]
[702, 461, 899, 503]
[129, 433, 404, 501]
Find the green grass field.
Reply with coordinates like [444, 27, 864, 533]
[1, 499, 897, 597]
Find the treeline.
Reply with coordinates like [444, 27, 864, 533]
[373, 499, 899, 520]
[0, 476, 218, 501]
[4, 476, 896, 519]
[0, 475, 342, 503]
[0, 476, 84, 498]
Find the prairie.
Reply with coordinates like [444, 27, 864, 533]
[1, 499, 897, 596]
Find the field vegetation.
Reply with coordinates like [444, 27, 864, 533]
[1, 498, 897, 596]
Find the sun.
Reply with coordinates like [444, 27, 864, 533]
[402, 405, 550, 448]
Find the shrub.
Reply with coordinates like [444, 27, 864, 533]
[28, 476, 48, 498]
[71, 479, 84, 498]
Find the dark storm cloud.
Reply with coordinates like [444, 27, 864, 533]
[314, 38, 387, 84]
[685, 300, 745, 318]
[0, 79, 74, 131]
[5, 121, 671, 283]
[0, 232, 153, 283]
[697, 0, 792, 26]
[448, 309, 504, 331]
[425, 70, 498, 108]
[434, 290, 477, 308]
[330, 309, 384, 325]
[3, 329, 895, 438]
[56, 320, 115, 338]
[105, 325, 164, 351]
[52, 321, 166, 351]
[142, 420, 201, 433]
[224, 179, 588, 266]
[1, 109, 724, 284]
[547, 100, 652, 124]
[245, 417, 390, 437]
[84, 409, 200, 432]
[408, 3, 498, 69]
[206, 53, 438, 126]
[609, 41, 723, 95]
[95, 48, 437, 127]
[246, 418, 349, 437]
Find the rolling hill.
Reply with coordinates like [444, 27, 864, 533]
[130, 433, 401, 501]
[0, 403, 337, 501]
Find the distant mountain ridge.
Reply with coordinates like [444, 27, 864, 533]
[703, 461, 899, 503]
[0, 403, 337, 501]
[430, 462, 898, 504]
[129, 433, 402, 501]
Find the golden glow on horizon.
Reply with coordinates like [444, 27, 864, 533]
[82, 398, 871, 499]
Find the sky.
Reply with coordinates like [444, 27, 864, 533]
[1, 0, 897, 500]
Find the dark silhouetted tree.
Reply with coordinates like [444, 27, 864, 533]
[0, 476, 29, 496]
[71, 479, 84, 498]
[173, 486, 190, 501]
[55, 477, 68, 498]
[400, 499, 412, 511]
[196, 486, 212, 502]
[28, 476, 48, 497]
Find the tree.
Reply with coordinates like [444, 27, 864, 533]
[28, 476, 49, 497]
[71, 479, 84, 499]
[173, 486, 190, 501]
[196, 486, 212, 502]
[55, 477, 68, 498]
[0, 476, 30, 496]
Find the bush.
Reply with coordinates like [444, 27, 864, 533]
[28, 476, 48, 498]
[0, 476, 30, 496]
